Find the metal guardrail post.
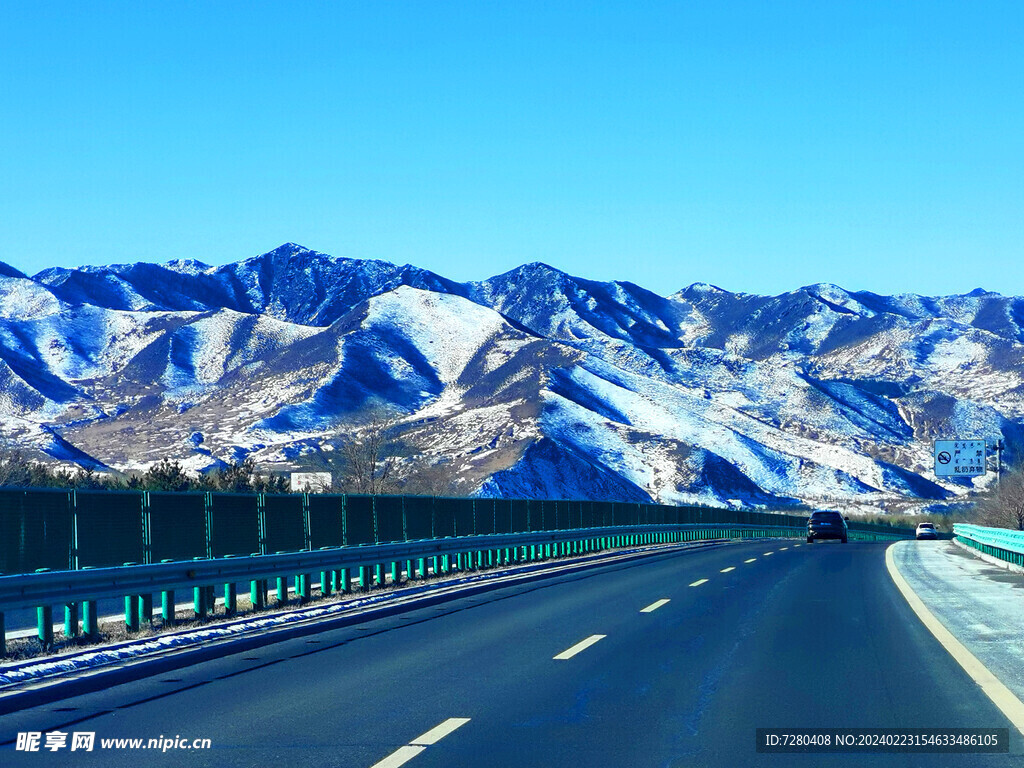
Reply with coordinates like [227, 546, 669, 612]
[340, 568, 351, 593]
[276, 576, 289, 605]
[358, 565, 369, 591]
[159, 561, 176, 625]
[82, 600, 98, 640]
[251, 579, 267, 609]
[139, 593, 153, 627]
[37, 605, 53, 649]
[64, 603, 79, 639]
[124, 595, 138, 633]
[391, 561, 400, 584]
[193, 586, 207, 619]
[224, 582, 237, 616]
[162, 589, 176, 625]
[321, 568, 332, 596]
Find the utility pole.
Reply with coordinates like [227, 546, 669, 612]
[995, 439, 1004, 490]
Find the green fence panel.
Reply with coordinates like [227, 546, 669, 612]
[75, 490, 144, 568]
[580, 500, 594, 529]
[451, 497, 475, 536]
[264, 494, 305, 552]
[565, 500, 581, 529]
[510, 499, 529, 532]
[0, 488, 73, 574]
[612, 502, 635, 526]
[375, 495, 405, 543]
[149, 492, 206, 562]
[209, 493, 259, 558]
[550, 500, 565, 530]
[529, 499, 546, 531]
[493, 498, 512, 534]
[474, 498, 495, 535]
[545, 500, 562, 531]
[591, 501, 610, 527]
[403, 495, 433, 540]
[432, 498, 456, 538]
[344, 495, 375, 545]
[308, 495, 344, 548]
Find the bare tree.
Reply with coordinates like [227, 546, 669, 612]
[0, 445, 33, 487]
[306, 413, 406, 495]
[974, 459, 1024, 530]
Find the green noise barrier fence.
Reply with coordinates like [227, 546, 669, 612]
[0, 488, 914, 576]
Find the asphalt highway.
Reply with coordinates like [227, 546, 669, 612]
[2, 540, 1020, 767]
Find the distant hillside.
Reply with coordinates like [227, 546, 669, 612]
[1, 243, 1021, 513]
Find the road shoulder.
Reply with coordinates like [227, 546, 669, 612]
[887, 540, 1024, 736]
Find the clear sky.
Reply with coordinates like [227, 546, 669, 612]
[1, 2, 1021, 297]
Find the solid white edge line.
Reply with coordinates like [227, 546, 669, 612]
[689, 578, 708, 587]
[370, 745, 426, 768]
[410, 717, 471, 746]
[885, 543, 1024, 737]
[640, 599, 670, 613]
[554, 634, 606, 660]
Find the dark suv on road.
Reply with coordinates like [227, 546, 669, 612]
[807, 510, 848, 544]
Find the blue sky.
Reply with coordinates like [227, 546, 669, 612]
[1, 2, 1021, 296]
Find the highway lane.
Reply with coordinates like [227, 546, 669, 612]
[1, 540, 1020, 767]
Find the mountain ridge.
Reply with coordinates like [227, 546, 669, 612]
[1, 243, 1021, 513]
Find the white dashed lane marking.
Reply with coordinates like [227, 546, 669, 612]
[640, 599, 670, 613]
[370, 719, 471, 768]
[554, 635, 606, 660]
[410, 718, 471, 746]
[689, 578, 709, 587]
[370, 746, 425, 768]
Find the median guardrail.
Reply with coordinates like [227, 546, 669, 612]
[0, 523, 807, 656]
[953, 523, 1024, 569]
[0, 488, 917, 575]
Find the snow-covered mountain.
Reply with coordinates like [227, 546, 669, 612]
[2, 243, 1022, 512]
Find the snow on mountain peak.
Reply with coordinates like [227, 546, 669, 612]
[1, 244, 1022, 511]
[363, 286, 519, 384]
